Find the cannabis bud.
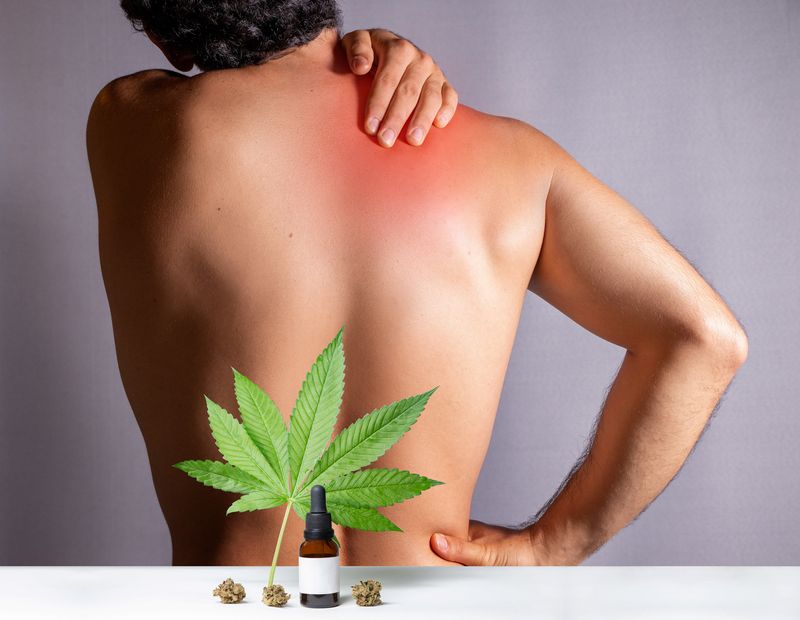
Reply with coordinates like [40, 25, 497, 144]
[351, 579, 382, 606]
[263, 584, 291, 607]
[212, 577, 246, 604]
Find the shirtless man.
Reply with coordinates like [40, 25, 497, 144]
[87, 1, 748, 567]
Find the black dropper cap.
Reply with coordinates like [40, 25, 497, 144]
[304, 485, 334, 540]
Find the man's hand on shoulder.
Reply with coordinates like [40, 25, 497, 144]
[340, 28, 458, 147]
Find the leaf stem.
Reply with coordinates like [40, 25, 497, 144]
[268, 501, 293, 588]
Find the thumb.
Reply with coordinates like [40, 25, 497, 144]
[431, 532, 487, 566]
[340, 29, 374, 74]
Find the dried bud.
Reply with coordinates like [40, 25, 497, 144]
[212, 577, 246, 604]
[262, 583, 291, 607]
[351, 579, 382, 606]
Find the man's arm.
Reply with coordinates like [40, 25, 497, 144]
[523, 135, 748, 564]
[430, 128, 748, 565]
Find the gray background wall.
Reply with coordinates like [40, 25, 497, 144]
[1, 0, 797, 565]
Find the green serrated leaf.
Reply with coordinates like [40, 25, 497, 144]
[298, 388, 437, 494]
[296, 468, 443, 508]
[329, 504, 402, 532]
[226, 490, 287, 515]
[206, 396, 284, 493]
[294, 499, 401, 532]
[233, 368, 290, 492]
[173, 459, 268, 494]
[288, 327, 345, 491]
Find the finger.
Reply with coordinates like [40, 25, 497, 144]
[341, 29, 374, 74]
[405, 75, 444, 146]
[363, 40, 419, 139]
[430, 533, 490, 566]
[433, 81, 459, 128]
[376, 59, 436, 147]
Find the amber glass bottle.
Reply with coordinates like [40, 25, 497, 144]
[299, 485, 340, 608]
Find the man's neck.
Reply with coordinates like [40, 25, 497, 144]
[238, 27, 346, 75]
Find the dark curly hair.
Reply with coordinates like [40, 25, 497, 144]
[120, 0, 342, 71]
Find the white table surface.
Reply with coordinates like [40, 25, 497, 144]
[2, 566, 798, 619]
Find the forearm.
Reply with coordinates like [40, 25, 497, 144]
[528, 339, 744, 565]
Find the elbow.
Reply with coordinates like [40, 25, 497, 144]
[681, 309, 749, 372]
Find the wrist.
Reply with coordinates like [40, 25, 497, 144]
[527, 511, 602, 566]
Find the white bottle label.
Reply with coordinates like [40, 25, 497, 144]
[298, 555, 340, 595]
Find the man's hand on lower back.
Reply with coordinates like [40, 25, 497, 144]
[340, 28, 458, 147]
[430, 521, 546, 566]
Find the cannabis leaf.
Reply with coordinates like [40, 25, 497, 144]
[173, 325, 443, 587]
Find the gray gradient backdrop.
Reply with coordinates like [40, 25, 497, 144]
[1, 0, 798, 565]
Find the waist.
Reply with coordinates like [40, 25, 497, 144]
[168, 487, 470, 566]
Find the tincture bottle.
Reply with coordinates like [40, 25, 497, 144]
[299, 484, 339, 608]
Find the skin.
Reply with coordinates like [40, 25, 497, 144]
[87, 27, 747, 566]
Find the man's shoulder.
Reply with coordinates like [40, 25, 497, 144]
[453, 104, 561, 178]
[86, 69, 196, 164]
[91, 69, 186, 109]
[95, 69, 190, 103]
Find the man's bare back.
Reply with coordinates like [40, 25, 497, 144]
[87, 30, 549, 565]
[89, 25, 747, 567]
